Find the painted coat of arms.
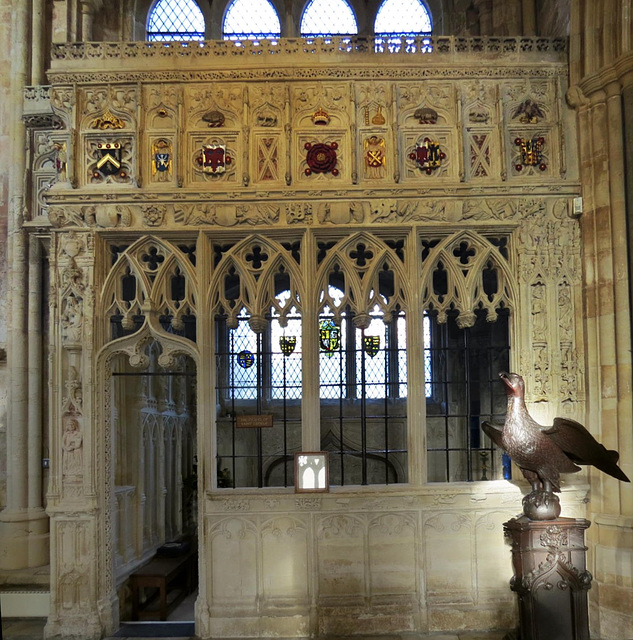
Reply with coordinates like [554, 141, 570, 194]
[409, 138, 446, 174]
[197, 144, 231, 174]
[514, 136, 546, 171]
[95, 142, 124, 177]
[319, 319, 340, 357]
[152, 139, 172, 180]
[364, 136, 386, 169]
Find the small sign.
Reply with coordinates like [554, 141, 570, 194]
[236, 414, 274, 428]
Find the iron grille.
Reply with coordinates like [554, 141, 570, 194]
[425, 308, 510, 483]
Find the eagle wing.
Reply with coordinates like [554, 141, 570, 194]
[481, 421, 505, 451]
[544, 418, 630, 482]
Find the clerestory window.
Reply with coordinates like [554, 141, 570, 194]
[223, 0, 281, 41]
[146, 0, 205, 41]
[374, 0, 432, 51]
[300, 0, 358, 37]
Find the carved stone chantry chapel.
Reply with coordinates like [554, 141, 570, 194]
[1, 3, 633, 640]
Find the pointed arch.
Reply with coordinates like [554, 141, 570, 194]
[101, 237, 198, 344]
[419, 230, 516, 327]
[315, 232, 409, 319]
[208, 234, 304, 325]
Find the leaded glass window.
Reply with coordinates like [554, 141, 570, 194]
[374, 0, 431, 52]
[223, 0, 281, 41]
[215, 299, 302, 489]
[425, 309, 510, 484]
[300, 0, 358, 37]
[374, 0, 432, 34]
[147, 0, 205, 41]
[319, 301, 408, 486]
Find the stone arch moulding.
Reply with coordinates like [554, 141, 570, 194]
[419, 229, 517, 328]
[315, 230, 410, 322]
[93, 322, 200, 635]
[207, 233, 305, 328]
[101, 236, 199, 341]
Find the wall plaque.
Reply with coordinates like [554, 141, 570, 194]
[236, 414, 274, 428]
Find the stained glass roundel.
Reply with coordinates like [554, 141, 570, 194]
[223, 0, 281, 40]
[374, 0, 432, 34]
[300, 0, 358, 37]
[147, 0, 205, 41]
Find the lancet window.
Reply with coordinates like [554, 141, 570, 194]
[374, 0, 432, 51]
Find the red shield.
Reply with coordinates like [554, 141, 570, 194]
[198, 144, 230, 174]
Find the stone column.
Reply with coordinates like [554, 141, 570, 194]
[31, 0, 46, 84]
[605, 79, 633, 513]
[0, 0, 49, 570]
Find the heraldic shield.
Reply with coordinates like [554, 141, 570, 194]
[363, 335, 380, 358]
[319, 319, 340, 357]
[198, 144, 231, 174]
[410, 138, 446, 174]
[96, 142, 122, 176]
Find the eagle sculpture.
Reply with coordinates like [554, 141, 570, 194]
[482, 372, 630, 493]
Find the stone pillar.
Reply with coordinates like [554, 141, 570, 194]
[31, 0, 46, 84]
[0, 0, 49, 570]
[504, 517, 592, 640]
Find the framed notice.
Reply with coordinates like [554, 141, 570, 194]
[294, 452, 329, 493]
[236, 414, 274, 428]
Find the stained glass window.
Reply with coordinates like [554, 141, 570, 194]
[223, 0, 281, 41]
[147, 0, 205, 41]
[300, 0, 358, 37]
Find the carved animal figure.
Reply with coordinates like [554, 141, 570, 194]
[482, 372, 630, 492]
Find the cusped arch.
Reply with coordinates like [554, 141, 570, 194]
[420, 230, 517, 327]
[94, 322, 199, 605]
[208, 234, 305, 323]
[101, 236, 199, 344]
[316, 232, 409, 318]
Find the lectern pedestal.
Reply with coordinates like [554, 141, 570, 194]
[503, 516, 592, 640]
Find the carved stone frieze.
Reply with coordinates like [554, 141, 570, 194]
[371, 198, 446, 222]
[49, 204, 132, 228]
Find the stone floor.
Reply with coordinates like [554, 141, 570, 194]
[0, 620, 510, 640]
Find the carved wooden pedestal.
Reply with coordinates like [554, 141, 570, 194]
[503, 516, 592, 640]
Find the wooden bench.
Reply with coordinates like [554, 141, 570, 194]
[130, 549, 196, 621]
